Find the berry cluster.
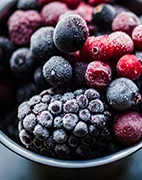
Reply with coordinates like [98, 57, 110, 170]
[0, 0, 142, 160]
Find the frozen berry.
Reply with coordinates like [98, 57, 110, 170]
[113, 111, 142, 145]
[34, 67, 50, 90]
[63, 99, 79, 113]
[135, 51, 142, 62]
[84, 89, 100, 100]
[76, 95, 89, 108]
[88, 0, 114, 6]
[37, 111, 53, 128]
[132, 25, 142, 50]
[109, 31, 134, 60]
[38, 0, 52, 6]
[19, 129, 33, 146]
[23, 113, 37, 132]
[62, 92, 75, 103]
[29, 95, 41, 107]
[77, 2, 93, 24]
[53, 129, 68, 143]
[43, 56, 72, 87]
[112, 12, 141, 36]
[48, 101, 63, 115]
[88, 99, 104, 113]
[92, 4, 116, 29]
[63, 113, 78, 131]
[10, 48, 35, 79]
[73, 121, 88, 137]
[8, 10, 42, 45]
[80, 35, 114, 62]
[62, 0, 81, 9]
[107, 78, 141, 111]
[33, 102, 47, 114]
[30, 27, 59, 64]
[34, 124, 49, 140]
[117, 54, 142, 80]
[113, 4, 129, 16]
[53, 14, 89, 53]
[41, 2, 68, 27]
[54, 116, 63, 129]
[17, 0, 40, 10]
[79, 109, 91, 122]
[85, 61, 112, 89]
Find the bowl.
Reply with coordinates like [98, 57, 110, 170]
[0, 0, 142, 170]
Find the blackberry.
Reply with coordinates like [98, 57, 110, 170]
[10, 48, 35, 79]
[30, 27, 60, 64]
[18, 88, 112, 159]
[17, 0, 40, 10]
[43, 56, 72, 87]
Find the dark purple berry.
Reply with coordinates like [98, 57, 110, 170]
[88, 99, 104, 113]
[84, 89, 100, 100]
[44, 136, 55, 150]
[73, 121, 88, 137]
[53, 129, 68, 143]
[42, 94, 51, 104]
[54, 144, 70, 157]
[29, 95, 41, 107]
[37, 111, 53, 128]
[23, 113, 37, 132]
[63, 99, 79, 113]
[33, 102, 47, 114]
[19, 129, 33, 145]
[62, 92, 75, 103]
[34, 124, 50, 140]
[76, 95, 89, 108]
[18, 102, 31, 120]
[79, 109, 91, 122]
[54, 116, 63, 129]
[68, 135, 79, 148]
[48, 101, 62, 115]
[63, 113, 78, 131]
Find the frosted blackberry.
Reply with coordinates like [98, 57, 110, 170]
[63, 113, 78, 131]
[18, 88, 112, 159]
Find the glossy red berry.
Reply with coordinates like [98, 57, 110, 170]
[80, 35, 114, 62]
[85, 61, 112, 89]
[109, 31, 134, 60]
[117, 54, 142, 80]
[132, 25, 142, 50]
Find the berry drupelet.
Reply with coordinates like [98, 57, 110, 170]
[30, 27, 60, 64]
[53, 14, 89, 53]
[18, 88, 112, 159]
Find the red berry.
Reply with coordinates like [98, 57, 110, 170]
[62, 0, 81, 10]
[39, 0, 53, 6]
[77, 2, 93, 24]
[88, 0, 114, 7]
[8, 10, 42, 45]
[113, 111, 142, 146]
[117, 54, 142, 80]
[80, 35, 114, 62]
[109, 31, 134, 60]
[132, 25, 142, 50]
[41, 2, 68, 27]
[112, 12, 141, 36]
[85, 61, 112, 89]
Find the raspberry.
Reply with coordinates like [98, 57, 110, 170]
[88, 0, 114, 6]
[107, 78, 141, 111]
[85, 61, 112, 89]
[112, 12, 141, 36]
[117, 54, 142, 80]
[17, 0, 40, 10]
[43, 56, 72, 87]
[76, 2, 93, 24]
[113, 111, 142, 145]
[30, 27, 60, 64]
[10, 48, 35, 79]
[132, 25, 142, 50]
[53, 14, 89, 53]
[92, 4, 116, 30]
[109, 31, 134, 60]
[41, 2, 68, 27]
[18, 88, 111, 159]
[80, 35, 114, 62]
[8, 10, 42, 45]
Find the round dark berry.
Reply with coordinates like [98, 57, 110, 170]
[62, 92, 75, 103]
[68, 135, 79, 148]
[37, 111, 53, 128]
[51, 94, 62, 102]
[17, 0, 40, 10]
[33, 102, 47, 114]
[63, 99, 79, 113]
[84, 89, 100, 100]
[73, 121, 88, 137]
[23, 113, 37, 132]
[54, 144, 70, 157]
[19, 129, 33, 146]
[107, 78, 141, 111]
[76, 95, 89, 108]
[53, 14, 89, 53]
[54, 116, 63, 129]
[18, 102, 31, 120]
[53, 129, 68, 143]
[63, 113, 79, 131]
[34, 67, 50, 90]
[31, 27, 59, 64]
[79, 109, 91, 122]
[34, 124, 49, 140]
[29, 95, 41, 107]
[88, 99, 104, 113]
[43, 56, 72, 87]
[48, 101, 63, 115]
[42, 94, 51, 104]
[44, 136, 55, 150]
[85, 61, 112, 89]
[91, 115, 106, 129]
[89, 125, 99, 137]
[74, 89, 85, 97]
[92, 4, 116, 29]
[10, 48, 35, 79]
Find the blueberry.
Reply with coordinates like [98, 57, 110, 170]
[107, 78, 141, 111]
[89, 125, 99, 137]
[10, 48, 35, 79]
[91, 115, 106, 129]
[44, 136, 55, 150]
[53, 14, 89, 53]
[88, 99, 104, 113]
[18, 102, 31, 120]
[68, 135, 79, 148]
[79, 109, 91, 122]
[19, 129, 33, 146]
[76, 95, 89, 108]
[33, 138, 43, 149]
[62, 92, 75, 103]
[63, 113, 78, 131]
[63, 99, 79, 113]
[48, 101, 62, 115]
[73, 121, 88, 137]
[84, 89, 100, 100]
[54, 144, 70, 157]
[29, 95, 41, 107]
[43, 56, 72, 87]
[53, 129, 68, 143]
[37, 111, 53, 128]
[42, 94, 51, 104]
[51, 94, 62, 102]
[34, 124, 49, 140]
[31, 27, 59, 64]
[34, 67, 50, 90]
[23, 113, 37, 132]
[74, 89, 85, 97]
[92, 4, 116, 29]
[17, 0, 39, 10]
[54, 116, 63, 129]
[33, 103, 47, 114]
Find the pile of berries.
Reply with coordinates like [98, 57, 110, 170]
[0, 0, 142, 160]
